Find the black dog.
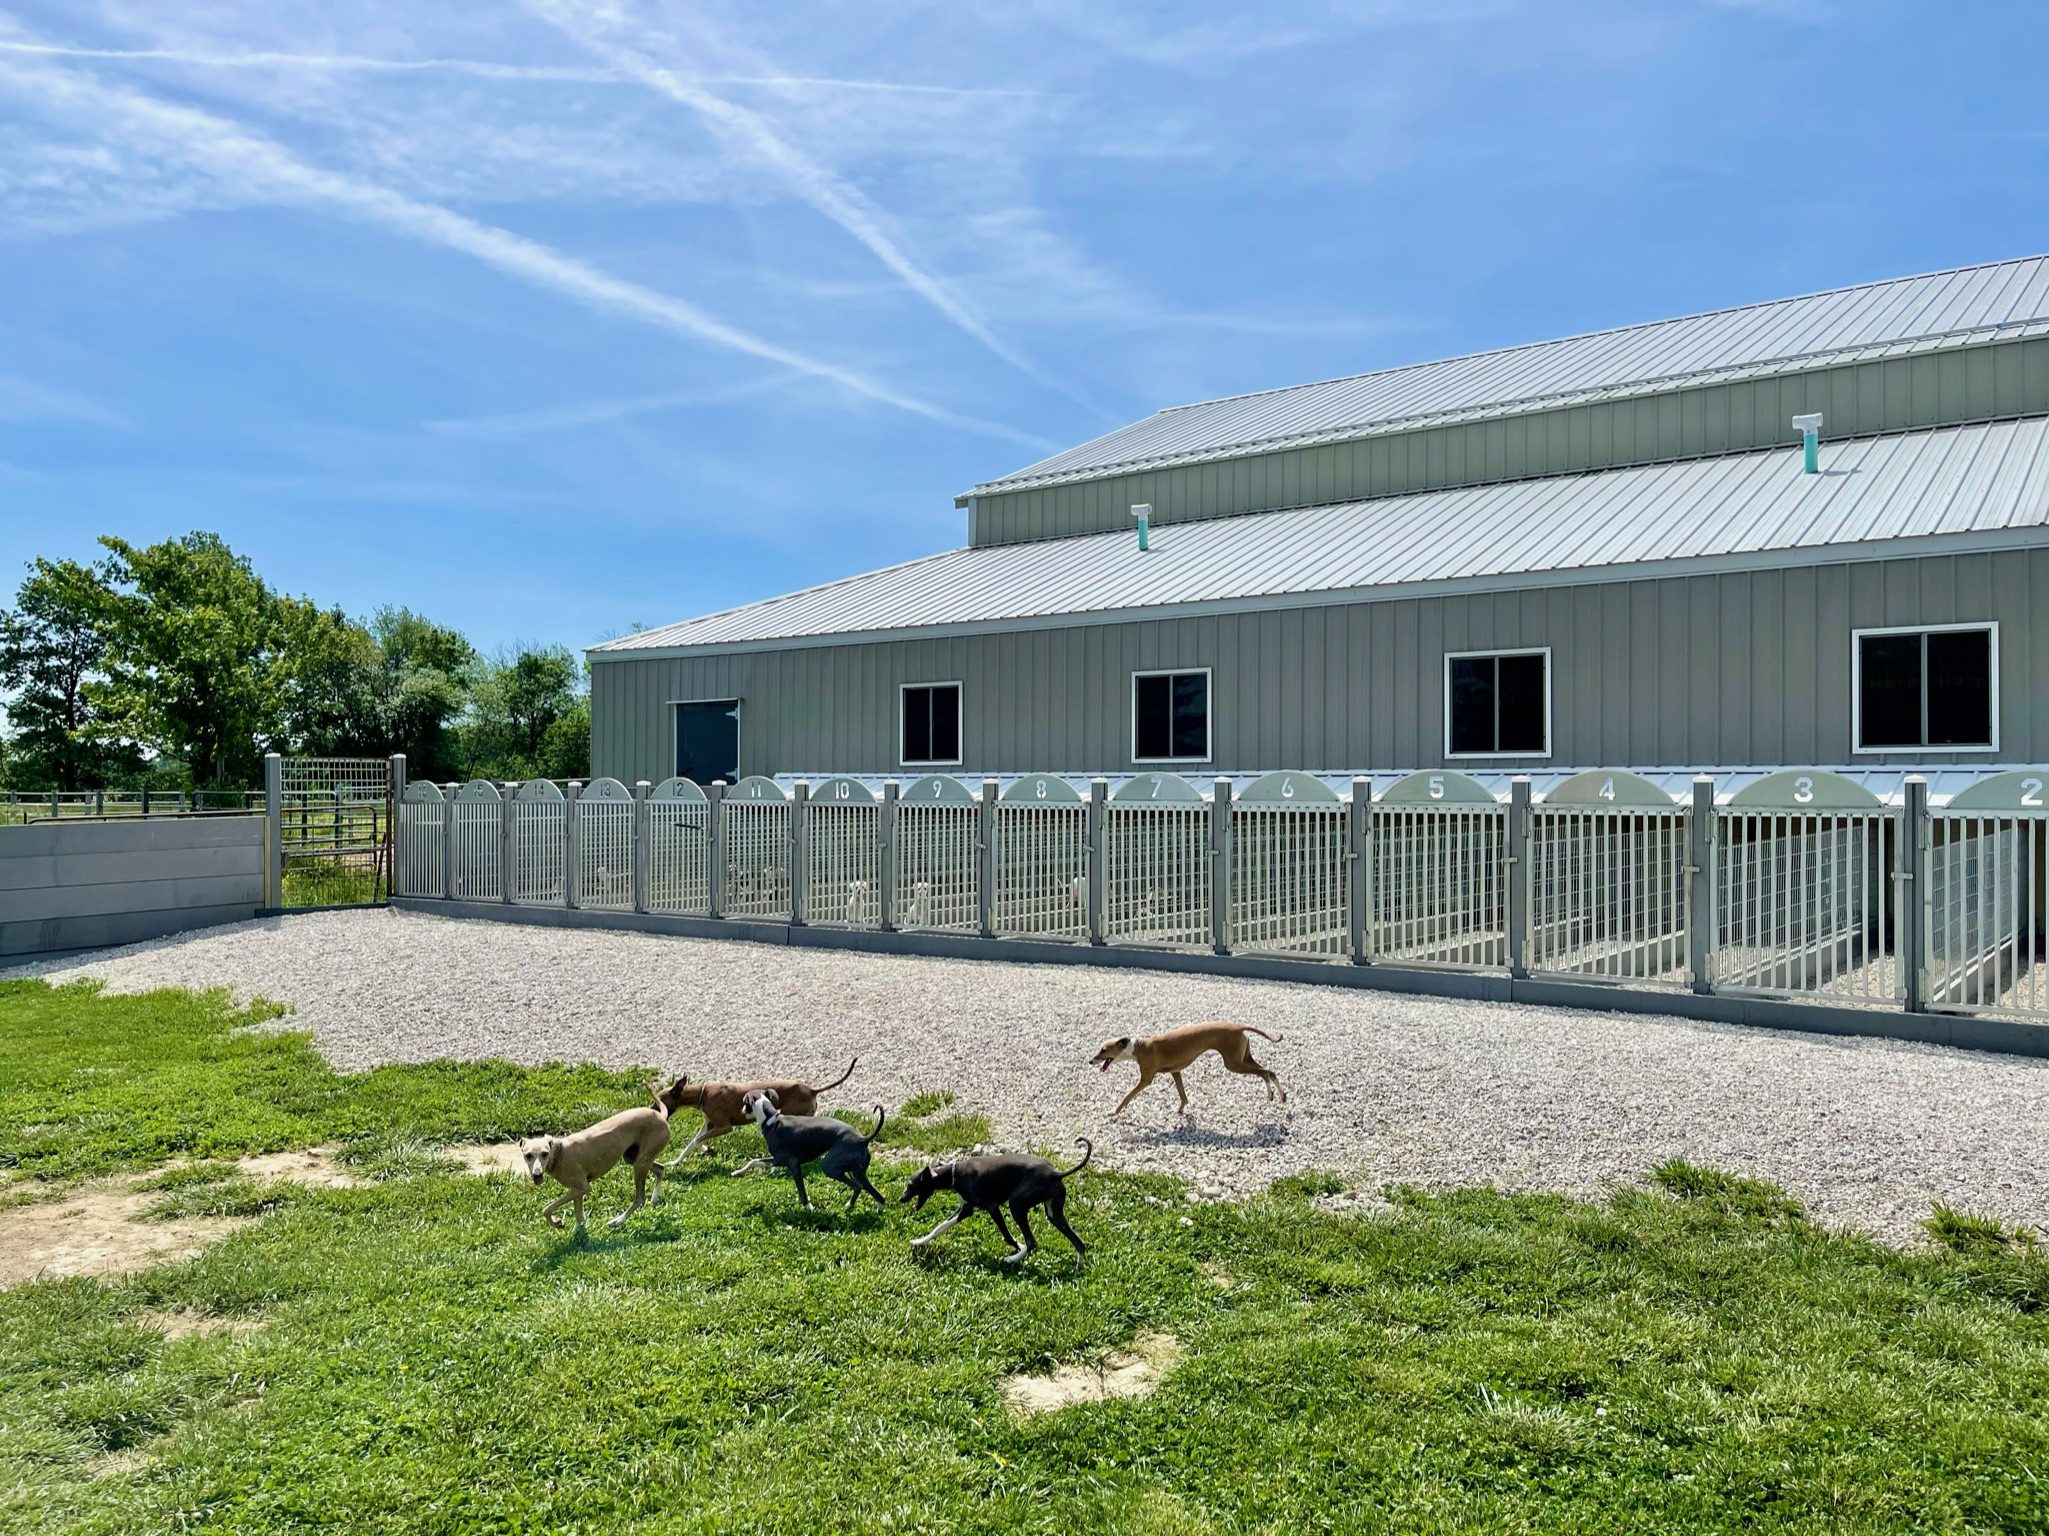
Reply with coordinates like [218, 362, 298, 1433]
[902, 1140, 1092, 1262]
[733, 1089, 887, 1212]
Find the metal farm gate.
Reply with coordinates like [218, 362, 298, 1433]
[271, 755, 393, 906]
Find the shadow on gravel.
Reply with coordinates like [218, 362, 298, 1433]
[1129, 1122, 1292, 1151]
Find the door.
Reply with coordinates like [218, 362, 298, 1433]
[675, 700, 741, 786]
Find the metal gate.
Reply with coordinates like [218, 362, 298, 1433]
[274, 756, 392, 907]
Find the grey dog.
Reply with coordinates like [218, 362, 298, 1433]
[902, 1140, 1092, 1262]
[732, 1089, 888, 1212]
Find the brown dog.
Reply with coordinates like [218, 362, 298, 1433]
[520, 1097, 672, 1232]
[1091, 1023, 1285, 1116]
[652, 1059, 858, 1165]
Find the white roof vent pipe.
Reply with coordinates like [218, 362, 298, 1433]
[1131, 502, 1151, 551]
[1791, 412, 1823, 474]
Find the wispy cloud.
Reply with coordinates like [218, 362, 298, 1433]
[0, 37, 1040, 98]
[0, 371, 127, 427]
[521, 0, 1074, 402]
[0, 54, 1050, 449]
[424, 369, 804, 435]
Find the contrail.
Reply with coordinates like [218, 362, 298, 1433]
[0, 56, 1052, 448]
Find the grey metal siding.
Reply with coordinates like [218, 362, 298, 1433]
[969, 339, 2049, 547]
[592, 550, 2049, 784]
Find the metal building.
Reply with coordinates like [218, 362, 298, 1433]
[590, 256, 2049, 786]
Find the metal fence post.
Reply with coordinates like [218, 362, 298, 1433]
[141, 787, 150, 816]
[1210, 777, 1232, 955]
[1902, 775, 1929, 1014]
[707, 781, 727, 919]
[93, 789, 104, 816]
[878, 780, 900, 932]
[442, 782, 458, 901]
[50, 789, 59, 819]
[631, 780, 651, 914]
[1087, 778, 1109, 945]
[977, 779, 999, 940]
[789, 782, 810, 926]
[263, 753, 283, 908]
[1507, 776, 1532, 978]
[1349, 778, 1373, 963]
[499, 783, 516, 905]
[1688, 776, 1716, 992]
[564, 780, 582, 910]
[390, 755, 407, 899]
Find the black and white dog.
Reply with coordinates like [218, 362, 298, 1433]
[901, 1140, 1092, 1262]
[733, 1088, 888, 1212]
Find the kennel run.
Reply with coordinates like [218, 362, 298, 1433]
[381, 756, 2049, 1037]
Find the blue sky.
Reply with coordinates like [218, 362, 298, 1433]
[1, 0, 2045, 657]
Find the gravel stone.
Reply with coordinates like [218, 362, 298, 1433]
[12, 908, 2048, 1244]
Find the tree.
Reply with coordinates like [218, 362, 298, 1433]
[367, 608, 474, 779]
[274, 599, 380, 757]
[90, 533, 286, 787]
[0, 557, 137, 790]
[464, 645, 581, 777]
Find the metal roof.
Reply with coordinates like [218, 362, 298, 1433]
[593, 414, 2049, 658]
[966, 255, 2049, 497]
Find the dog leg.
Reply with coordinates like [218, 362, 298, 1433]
[1171, 1072, 1189, 1115]
[609, 1166, 648, 1229]
[661, 1127, 708, 1170]
[1112, 1069, 1155, 1117]
[989, 1206, 1022, 1261]
[1046, 1190, 1087, 1258]
[729, 1156, 774, 1178]
[572, 1192, 587, 1231]
[854, 1169, 886, 1208]
[792, 1166, 813, 1210]
[1227, 1048, 1285, 1103]
[541, 1192, 573, 1230]
[912, 1204, 970, 1247]
[1004, 1202, 1040, 1264]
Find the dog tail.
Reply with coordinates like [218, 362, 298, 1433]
[863, 1104, 887, 1143]
[1239, 1025, 1283, 1043]
[1056, 1138, 1093, 1179]
[817, 1058, 858, 1094]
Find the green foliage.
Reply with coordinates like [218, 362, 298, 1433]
[1651, 1158, 1808, 1225]
[90, 533, 287, 787]
[0, 534, 585, 789]
[0, 557, 139, 790]
[4, 980, 2049, 1533]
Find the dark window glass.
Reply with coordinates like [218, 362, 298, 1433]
[1497, 653, 1548, 752]
[1927, 629, 1992, 747]
[1135, 672, 1208, 759]
[1861, 629, 1993, 749]
[1449, 653, 1547, 754]
[1448, 657, 1495, 755]
[901, 684, 960, 762]
[1858, 634, 1922, 748]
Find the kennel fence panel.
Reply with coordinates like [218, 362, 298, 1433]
[647, 782, 712, 915]
[574, 780, 635, 912]
[721, 796, 792, 921]
[1104, 803, 1211, 950]
[1527, 806, 1690, 984]
[1926, 810, 2047, 1020]
[1713, 810, 1900, 1005]
[1229, 801, 1348, 957]
[993, 802, 1089, 940]
[1369, 804, 1508, 968]
[803, 792, 880, 927]
[395, 782, 445, 898]
[893, 797, 980, 933]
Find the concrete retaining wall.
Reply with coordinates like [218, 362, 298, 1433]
[0, 815, 266, 957]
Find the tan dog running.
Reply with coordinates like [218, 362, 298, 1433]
[520, 1089, 672, 1232]
[1091, 1023, 1286, 1116]
[651, 1059, 857, 1165]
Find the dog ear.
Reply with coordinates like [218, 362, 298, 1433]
[763, 1087, 781, 1107]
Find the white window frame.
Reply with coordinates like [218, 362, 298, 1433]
[898, 680, 964, 768]
[669, 697, 742, 785]
[1130, 667, 1213, 765]
[1850, 622, 1999, 755]
[1443, 648, 1552, 761]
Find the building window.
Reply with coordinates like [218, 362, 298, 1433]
[1445, 650, 1549, 757]
[900, 682, 962, 765]
[1132, 669, 1210, 762]
[1854, 625, 1996, 751]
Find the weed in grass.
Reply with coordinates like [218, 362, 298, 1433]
[1926, 1203, 2039, 1257]
[1651, 1157, 1809, 1225]
[4, 979, 2049, 1534]
[901, 1089, 957, 1118]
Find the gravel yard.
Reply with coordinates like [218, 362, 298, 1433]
[12, 907, 2047, 1243]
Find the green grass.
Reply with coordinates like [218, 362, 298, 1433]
[3, 980, 2048, 1533]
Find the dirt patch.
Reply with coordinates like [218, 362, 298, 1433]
[0, 1185, 245, 1289]
[138, 1307, 263, 1342]
[1001, 1331, 1182, 1415]
[233, 1146, 365, 1188]
[449, 1142, 525, 1179]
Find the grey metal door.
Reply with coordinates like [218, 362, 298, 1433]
[675, 700, 740, 786]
